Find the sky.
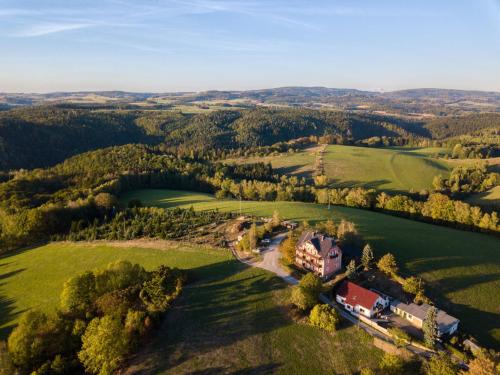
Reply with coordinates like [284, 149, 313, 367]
[0, 0, 499, 93]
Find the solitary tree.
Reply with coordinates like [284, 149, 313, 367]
[361, 244, 374, 270]
[377, 253, 398, 276]
[423, 306, 439, 348]
[290, 273, 322, 311]
[309, 304, 339, 332]
[346, 260, 357, 280]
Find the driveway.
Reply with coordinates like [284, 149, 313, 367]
[252, 232, 298, 285]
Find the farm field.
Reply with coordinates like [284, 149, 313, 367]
[121, 189, 500, 349]
[0, 241, 382, 374]
[225, 145, 450, 192]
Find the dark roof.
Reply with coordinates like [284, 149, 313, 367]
[391, 301, 459, 328]
[297, 231, 339, 258]
[337, 281, 381, 310]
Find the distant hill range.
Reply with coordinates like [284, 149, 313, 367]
[1, 87, 500, 115]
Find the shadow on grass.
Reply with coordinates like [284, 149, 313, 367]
[185, 363, 283, 375]
[423, 272, 500, 350]
[125, 259, 292, 374]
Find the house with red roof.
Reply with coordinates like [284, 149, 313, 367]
[336, 281, 389, 318]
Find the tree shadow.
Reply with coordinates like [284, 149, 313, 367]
[124, 260, 292, 374]
[185, 363, 283, 375]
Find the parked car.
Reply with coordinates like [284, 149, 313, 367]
[261, 238, 271, 245]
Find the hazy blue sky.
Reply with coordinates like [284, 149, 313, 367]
[1, 0, 499, 92]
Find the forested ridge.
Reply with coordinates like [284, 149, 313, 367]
[4, 106, 498, 171]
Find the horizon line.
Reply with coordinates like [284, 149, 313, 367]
[2, 86, 500, 95]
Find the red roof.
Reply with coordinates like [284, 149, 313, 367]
[336, 281, 380, 309]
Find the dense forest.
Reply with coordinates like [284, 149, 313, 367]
[3, 106, 498, 171]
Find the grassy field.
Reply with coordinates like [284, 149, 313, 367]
[0, 241, 233, 339]
[225, 145, 450, 192]
[466, 186, 500, 209]
[322, 145, 450, 192]
[121, 189, 500, 349]
[0, 241, 382, 374]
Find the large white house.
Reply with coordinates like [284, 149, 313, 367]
[336, 281, 389, 318]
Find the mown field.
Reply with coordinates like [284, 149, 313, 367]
[121, 189, 500, 349]
[0, 241, 382, 374]
[225, 145, 450, 192]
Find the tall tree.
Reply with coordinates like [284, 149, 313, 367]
[346, 260, 357, 280]
[423, 306, 439, 348]
[361, 244, 374, 270]
[377, 253, 398, 276]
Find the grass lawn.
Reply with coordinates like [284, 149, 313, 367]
[121, 189, 500, 349]
[0, 241, 382, 374]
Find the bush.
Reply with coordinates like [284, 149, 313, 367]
[309, 304, 339, 332]
[379, 353, 404, 375]
[388, 327, 411, 347]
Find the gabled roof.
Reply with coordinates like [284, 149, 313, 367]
[391, 301, 459, 328]
[297, 231, 339, 258]
[336, 281, 381, 310]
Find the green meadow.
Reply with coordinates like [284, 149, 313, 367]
[121, 188, 500, 349]
[225, 145, 450, 192]
[0, 241, 382, 374]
